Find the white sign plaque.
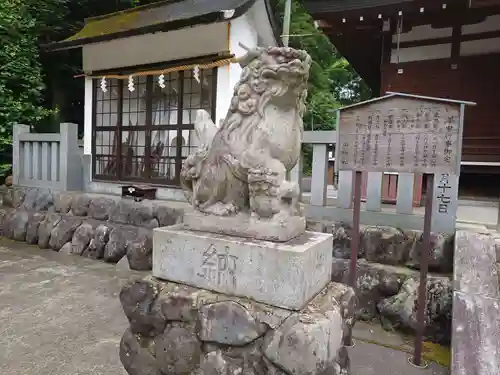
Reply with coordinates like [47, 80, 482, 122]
[337, 96, 461, 174]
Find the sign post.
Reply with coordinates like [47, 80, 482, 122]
[343, 169, 362, 347]
[335, 92, 475, 366]
[413, 172, 434, 366]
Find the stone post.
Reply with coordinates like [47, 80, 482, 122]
[82, 154, 92, 192]
[12, 124, 30, 186]
[59, 123, 82, 191]
[310, 143, 329, 206]
[289, 154, 303, 197]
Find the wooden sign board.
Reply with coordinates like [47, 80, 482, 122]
[337, 96, 462, 174]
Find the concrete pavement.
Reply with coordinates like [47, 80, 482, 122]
[0, 240, 134, 375]
[351, 322, 450, 375]
[349, 340, 449, 375]
[0, 240, 450, 375]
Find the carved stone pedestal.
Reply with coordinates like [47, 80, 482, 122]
[152, 225, 332, 310]
[119, 277, 355, 375]
[182, 211, 306, 242]
[119, 44, 354, 375]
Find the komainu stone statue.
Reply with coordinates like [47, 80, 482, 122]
[181, 46, 311, 242]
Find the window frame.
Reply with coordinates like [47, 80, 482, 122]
[91, 65, 218, 187]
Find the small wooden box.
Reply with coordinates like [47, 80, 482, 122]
[121, 185, 157, 202]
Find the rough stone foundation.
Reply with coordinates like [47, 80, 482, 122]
[0, 186, 184, 270]
[119, 277, 355, 375]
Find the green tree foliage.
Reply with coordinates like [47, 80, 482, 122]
[273, 0, 372, 130]
[0, 0, 52, 127]
[0, 0, 55, 175]
[0, 0, 139, 176]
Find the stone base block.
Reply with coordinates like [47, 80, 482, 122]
[153, 226, 333, 310]
[119, 277, 355, 375]
[182, 210, 306, 242]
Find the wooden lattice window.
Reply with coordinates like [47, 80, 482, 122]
[92, 67, 217, 186]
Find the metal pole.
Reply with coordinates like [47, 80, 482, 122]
[349, 170, 362, 286]
[282, 0, 292, 47]
[344, 170, 362, 346]
[413, 173, 434, 366]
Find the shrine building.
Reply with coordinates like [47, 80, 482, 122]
[44, 0, 280, 198]
[303, 0, 500, 199]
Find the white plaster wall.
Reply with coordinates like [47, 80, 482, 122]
[214, 14, 259, 125]
[392, 24, 452, 43]
[390, 15, 500, 63]
[215, 0, 278, 125]
[246, 0, 278, 48]
[84, 77, 93, 155]
[82, 23, 229, 72]
[391, 44, 451, 63]
[462, 14, 500, 34]
[460, 14, 500, 56]
[390, 24, 452, 63]
[461, 37, 500, 56]
[230, 14, 258, 90]
[215, 66, 231, 126]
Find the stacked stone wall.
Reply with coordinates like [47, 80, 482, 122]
[308, 220, 454, 344]
[0, 186, 184, 270]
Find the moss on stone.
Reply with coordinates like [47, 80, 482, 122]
[63, 0, 189, 42]
[354, 336, 451, 368]
[65, 11, 141, 41]
[422, 341, 451, 367]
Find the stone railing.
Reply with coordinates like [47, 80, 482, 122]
[294, 130, 459, 233]
[13, 123, 84, 191]
[11, 124, 471, 235]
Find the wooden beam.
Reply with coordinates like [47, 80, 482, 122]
[317, 4, 500, 34]
[389, 29, 500, 48]
[307, 0, 444, 18]
[381, 30, 393, 64]
[470, 0, 500, 8]
[450, 24, 462, 65]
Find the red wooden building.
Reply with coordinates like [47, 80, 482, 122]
[304, 0, 500, 200]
